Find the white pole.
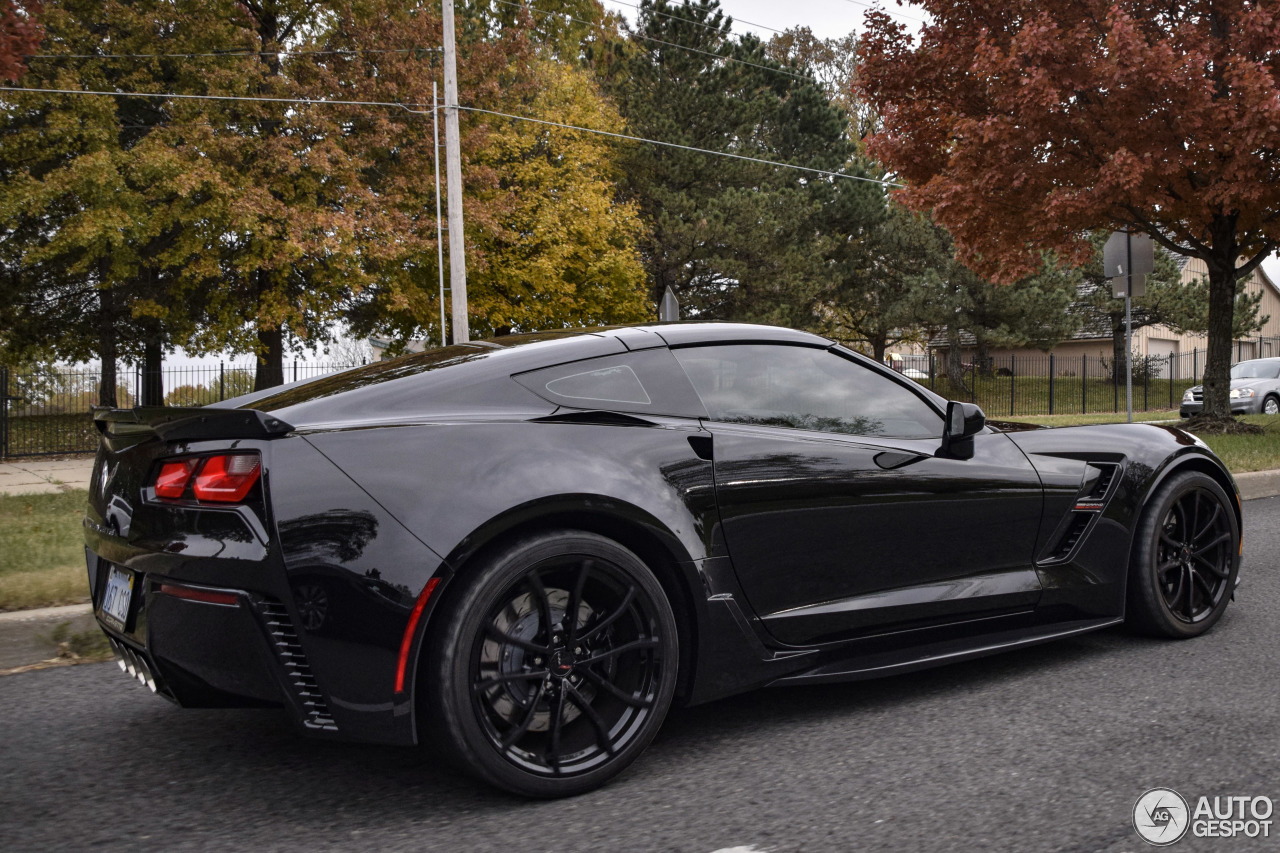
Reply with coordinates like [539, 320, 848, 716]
[442, 0, 468, 342]
[1125, 230, 1134, 423]
[433, 81, 447, 347]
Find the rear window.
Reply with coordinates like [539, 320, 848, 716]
[248, 346, 490, 412]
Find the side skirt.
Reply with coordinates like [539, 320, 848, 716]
[771, 616, 1124, 687]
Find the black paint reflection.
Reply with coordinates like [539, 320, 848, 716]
[279, 509, 379, 564]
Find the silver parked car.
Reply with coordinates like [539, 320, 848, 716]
[1181, 357, 1280, 416]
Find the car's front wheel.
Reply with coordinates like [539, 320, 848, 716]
[1263, 394, 1279, 415]
[423, 530, 678, 797]
[1126, 471, 1239, 638]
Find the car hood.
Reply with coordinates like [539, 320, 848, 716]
[1188, 378, 1270, 392]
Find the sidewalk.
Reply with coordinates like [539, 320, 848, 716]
[0, 456, 95, 495]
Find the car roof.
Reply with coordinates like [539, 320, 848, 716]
[226, 323, 836, 424]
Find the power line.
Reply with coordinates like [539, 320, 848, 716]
[452, 105, 897, 187]
[601, 0, 786, 36]
[0, 84, 424, 111]
[490, 0, 811, 82]
[24, 46, 441, 61]
[0, 85, 902, 187]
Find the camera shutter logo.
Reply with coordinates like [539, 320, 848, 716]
[1134, 788, 1191, 846]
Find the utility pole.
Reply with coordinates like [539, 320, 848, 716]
[442, 0, 468, 342]
[433, 81, 447, 348]
[1125, 232, 1133, 423]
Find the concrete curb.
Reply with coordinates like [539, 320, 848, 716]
[0, 603, 97, 671]
[1235, 469, 1280, 502]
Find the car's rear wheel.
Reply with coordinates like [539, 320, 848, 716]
[1263, 394, 1279, 415]
[1126, 471, 1238, 638]
[424, 531, 678, 797]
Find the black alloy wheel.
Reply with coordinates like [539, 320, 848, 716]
[1127, 470, 1239, 638]
[424, 531, 678, 797]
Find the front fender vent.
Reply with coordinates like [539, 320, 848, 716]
[258, 599, 338, 732]
[1084, 463, 1118, 501]
[1050, 513, 1093, 561]
[1043, 462, 1122, 564]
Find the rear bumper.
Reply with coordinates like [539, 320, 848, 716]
[1179, 399, 1258, 417]
[89, 550, 339, 731]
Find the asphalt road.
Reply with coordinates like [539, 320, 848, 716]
[4, 500, 1280, 853]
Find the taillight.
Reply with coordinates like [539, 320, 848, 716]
[151, 453, 261, 503]
[154, 459, 198, 499]
[193, 454, 261, 502]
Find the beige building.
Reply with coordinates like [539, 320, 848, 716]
[912, 257, 1280, 378]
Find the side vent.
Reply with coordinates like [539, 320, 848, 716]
[1051, 513, 1092, 561]
[258, 599, 338, 731]
[1045, 462, 1121, 563]
[1085, 463, 1118, 500]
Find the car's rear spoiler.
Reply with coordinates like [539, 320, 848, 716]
[92, 406, 294, 443]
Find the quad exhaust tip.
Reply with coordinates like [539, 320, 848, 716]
[109, 639, 158, 693]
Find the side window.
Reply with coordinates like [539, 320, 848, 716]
[672, 344, 943, 438]
[513, 348, 708, 418]
[544, 364, 651, 405]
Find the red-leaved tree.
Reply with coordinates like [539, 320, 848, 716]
[859, 1, 1280, 419]
[0, 1, 40, 82]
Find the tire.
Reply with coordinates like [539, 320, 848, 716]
[1263, 395, 1279, 415]
[1126, 471, 1239, 638]
[422, 530, 679, 798]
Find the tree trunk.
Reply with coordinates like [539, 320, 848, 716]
[945, 324, 967, 396]
[1111, 321, 1127, 386]
[96, 283, 118, 408]
[975, 339, 992, 377]
[871, 335, 887, 364]
[254, 326, 285, 391]
[1201, 256, 1239, 419]
[141, 326, 163, 406]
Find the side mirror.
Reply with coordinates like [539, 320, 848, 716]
[941, 401, 986, 459]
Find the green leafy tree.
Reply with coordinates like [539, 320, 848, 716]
[0, 0, 249, 404]
[601, 0, 873, 328]
[903, 222, 1082, 393]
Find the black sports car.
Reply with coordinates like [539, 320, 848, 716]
[86, 323, 1243, 797]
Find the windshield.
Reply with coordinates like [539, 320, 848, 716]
[1230, 361, 1280, 380]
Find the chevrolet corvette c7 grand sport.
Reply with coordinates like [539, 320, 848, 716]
[85, 323, 1243, 797]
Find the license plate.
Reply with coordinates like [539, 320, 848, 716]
[101, 567, 134, 629]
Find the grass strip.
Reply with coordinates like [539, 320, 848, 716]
[0, 490, 90, 610]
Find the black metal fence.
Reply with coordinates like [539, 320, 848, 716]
[0, 347, 1262, 458]
[906, 348, 1231, 419]
[0, 361, 360, 458]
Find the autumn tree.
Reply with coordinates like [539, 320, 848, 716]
[0, 0, 40, 82]
[465, 60, 649, 335]
[859, 1, 1280, 420]
[0, 0, 250, 404]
